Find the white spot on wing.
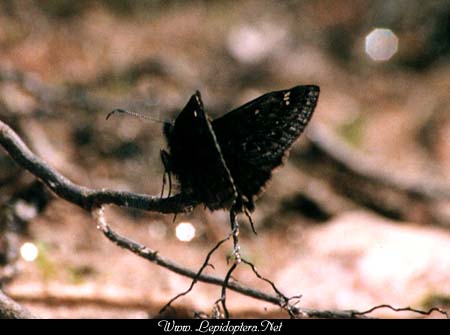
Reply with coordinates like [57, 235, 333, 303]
[283, 91, 291, 106]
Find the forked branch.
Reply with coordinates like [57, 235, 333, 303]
[0, 119, 447, 319]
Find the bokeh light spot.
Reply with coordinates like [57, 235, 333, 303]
[20, 242, 38, 262]
[365, 28, 398, 61]
[227, 23, 287, 64]
[175, 222, 196, 242]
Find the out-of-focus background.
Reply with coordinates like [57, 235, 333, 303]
[0, 0, 449, 318]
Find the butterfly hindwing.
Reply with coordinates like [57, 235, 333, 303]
[212, 85, 320, 210]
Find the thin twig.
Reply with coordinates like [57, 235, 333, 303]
[241, 259, 301, 318]
[217, 262, 238, 319]
[159, 230, 234, 314]
[351, 304, 449, 319]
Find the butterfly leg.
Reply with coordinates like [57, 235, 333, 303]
[160, 171, 172, 198]
[244, 209, 257, 235]
[167, 168, 172, 198]
[160, 149, 172, 198]
[231, 196, 257, 235]
[160, 171, 167, 198]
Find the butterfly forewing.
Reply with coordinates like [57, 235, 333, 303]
[212, 85, 319, 210]
[164, 92, 237, 210]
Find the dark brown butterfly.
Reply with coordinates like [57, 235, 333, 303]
[161, 85, 320, 215]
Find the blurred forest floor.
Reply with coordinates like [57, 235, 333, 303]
[0, 1, 450, 318]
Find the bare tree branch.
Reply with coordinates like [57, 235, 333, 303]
[0, 290, 36, 319]
[1, 118, 447, 319]
[92, 207, 300, 314]
[302, 125, 450, 226]
[0, 120, 198, 213]
[307, 125, 450, 201]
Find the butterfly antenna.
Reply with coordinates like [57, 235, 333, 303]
[106, 108, 166, 124]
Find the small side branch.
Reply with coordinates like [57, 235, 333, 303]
[242, 259, 302, 318]
[159, 230, 234, 314]
[92, 207, 298, 312]
[216, 262, 238, 319]
[351, 304, 449, 319]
